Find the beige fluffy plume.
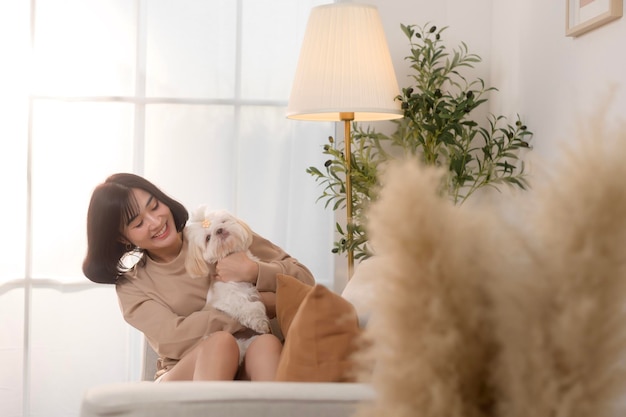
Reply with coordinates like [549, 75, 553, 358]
[352, 161, 499, 417]
[353, 114, 626, 417]
[490, 116, 626, 417]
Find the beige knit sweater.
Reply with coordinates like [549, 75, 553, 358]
[116, 232, 315, 375]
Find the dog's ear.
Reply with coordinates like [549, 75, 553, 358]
[184, 229, 210, 278]
[237, 219, 254, 247]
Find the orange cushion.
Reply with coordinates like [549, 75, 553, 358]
[275, 273, 313, 335]
[274, 274, 361, 382]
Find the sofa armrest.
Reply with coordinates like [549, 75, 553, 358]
[80, 381, 374, 417]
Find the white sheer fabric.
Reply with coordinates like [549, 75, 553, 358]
[0, 1, 334, 416]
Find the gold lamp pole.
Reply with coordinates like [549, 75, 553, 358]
[341, 112, 355, 278]
[286, 3, 402, 280]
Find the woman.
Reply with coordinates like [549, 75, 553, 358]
[82, 173, 315, 381]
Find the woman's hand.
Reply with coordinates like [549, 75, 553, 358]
[215, 252, 259, 284]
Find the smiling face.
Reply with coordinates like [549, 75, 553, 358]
[121, 188, 182, 263]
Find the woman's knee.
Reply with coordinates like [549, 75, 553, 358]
[199, 331, 239, 355]
[199, 331, 240, 370]
[248, 334, 282, 356]
[206, 330, 238, 345]
[242, 334, 282, 381]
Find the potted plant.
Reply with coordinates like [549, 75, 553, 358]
[307, 23, 533, 261]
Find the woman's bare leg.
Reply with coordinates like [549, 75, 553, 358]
[240, 334, 282, 381]
[159, 331, 240, 381]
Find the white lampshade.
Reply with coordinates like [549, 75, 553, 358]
[287, 3, 403, 122]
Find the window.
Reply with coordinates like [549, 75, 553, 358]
[0, 1, 333, 416]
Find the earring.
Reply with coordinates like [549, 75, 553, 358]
[125, 242, 133, 252]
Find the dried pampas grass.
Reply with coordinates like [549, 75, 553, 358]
[352, 161, 499, 417]
[354, 114, 626, 417]
[490, 115, 626, 417]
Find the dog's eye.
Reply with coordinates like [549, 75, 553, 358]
[205, 235, 211, 243]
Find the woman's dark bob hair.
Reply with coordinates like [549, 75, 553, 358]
[82, 173, 188, 284]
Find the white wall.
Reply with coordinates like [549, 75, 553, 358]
[370, 0, 625, 163]
[491, 0, 626, 161]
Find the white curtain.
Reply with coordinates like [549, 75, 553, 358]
[0, 1, 334, 416]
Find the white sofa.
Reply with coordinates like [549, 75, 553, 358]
[80, 275, 375, 417]
[80, 381, 374, 417]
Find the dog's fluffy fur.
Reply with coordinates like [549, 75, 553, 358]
[184, 206, 270, 361]
[353, 114, 626, 417]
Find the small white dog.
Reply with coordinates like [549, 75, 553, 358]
[184, 206, 270, 362]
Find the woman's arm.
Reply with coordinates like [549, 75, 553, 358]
[258, 292, 276, 318]
[116, 277, 243, 360]
[217, 233, 315, 292]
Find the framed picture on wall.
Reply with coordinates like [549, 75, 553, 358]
[566, 0, 623, 37]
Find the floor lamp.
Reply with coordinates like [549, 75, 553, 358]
[286, 3, 403, 279]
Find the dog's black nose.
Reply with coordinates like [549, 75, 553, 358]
[216, 228, 224, 235]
